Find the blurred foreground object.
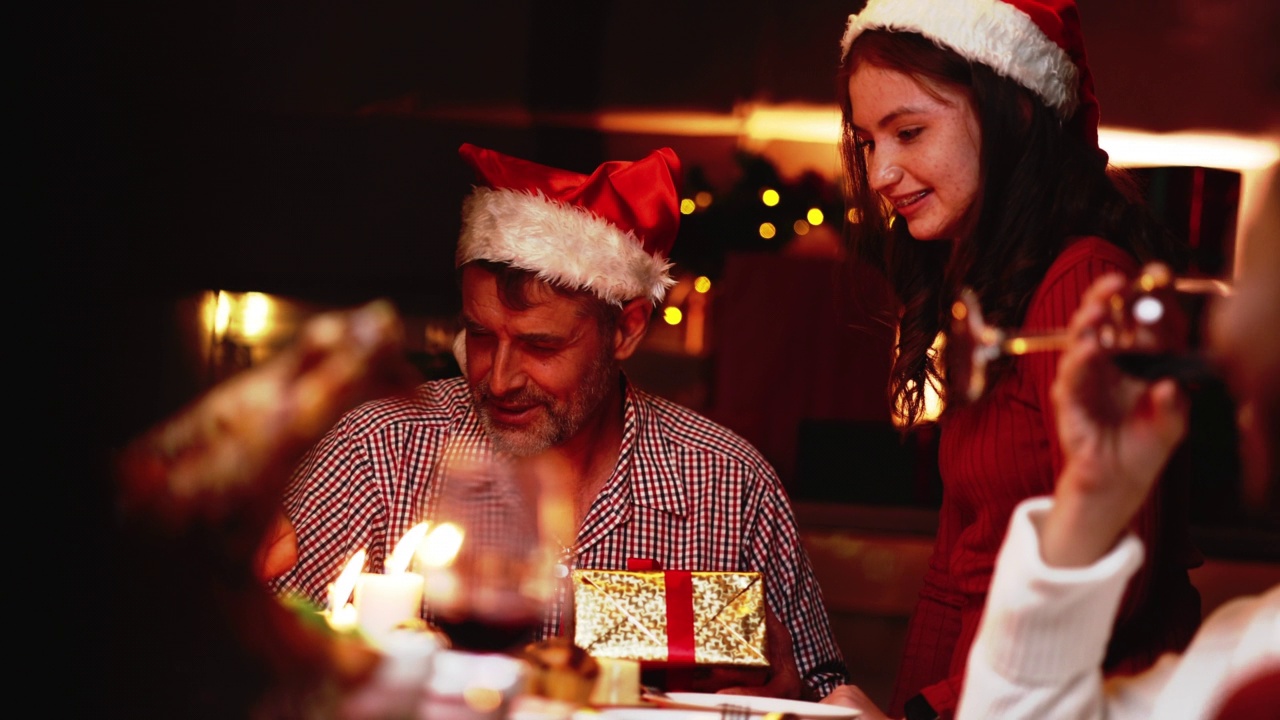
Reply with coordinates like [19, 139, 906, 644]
[107, 300, 423, 719]
[947, 263, 1231, 405]
[520, 636, 601, 704]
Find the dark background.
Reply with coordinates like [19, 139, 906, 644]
[48, 4, 1278, 711]
[47, 0, 1279, 543]
[49, 0, 1278, 307]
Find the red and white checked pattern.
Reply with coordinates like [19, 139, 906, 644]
[272, 376, 848, 696]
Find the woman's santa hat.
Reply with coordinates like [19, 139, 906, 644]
[840, 0, 1102, 153]
[456, 143, 682, 306]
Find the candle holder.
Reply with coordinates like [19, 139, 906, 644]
[947, 263, 1233, 404]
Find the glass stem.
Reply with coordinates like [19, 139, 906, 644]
[999, 332, 1072, 356]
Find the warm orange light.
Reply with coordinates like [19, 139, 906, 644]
[694, 276, 711, 293]
[206, 290, 277, 345]
[213, 291, 232, 339]
[793, 220, 810, 236]
[240, 293, 271, 340]
[680, 198, 696, 215]
[386, 522, 430, 573]
[1100, 129, 1279, 170]
[329, 549, 367, 613]
[415, 523, 464, 568]
[463, 688, 504, 712]
[695, 191, 713, 208]
[328, 603, 358, 632]
[759, 222, 777, 239]
[891, 332, 945, 427]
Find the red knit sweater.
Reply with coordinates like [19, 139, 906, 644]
[889, 237, 1203, 719]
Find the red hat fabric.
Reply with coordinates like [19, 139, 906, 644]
[456, 143, 683, 305]
[840, 0, 1102, 154]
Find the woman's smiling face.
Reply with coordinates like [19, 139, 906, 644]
[848, 62, 983, 243]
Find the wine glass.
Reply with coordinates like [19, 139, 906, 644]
[413, 446, 562, 654]
[947, 262, 1233, 404]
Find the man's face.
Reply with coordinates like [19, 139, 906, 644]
[460, 265, 618, 456]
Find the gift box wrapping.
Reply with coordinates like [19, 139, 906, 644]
[571, 564, 767, 666]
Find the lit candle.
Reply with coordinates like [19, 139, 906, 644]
[353, 523, 430, 644]
[414, 522, 465, 606]
[328, 602, 359, 634]
[325, 548, 367, 632]
[354, 571, 426, 642]
[386, 522, 431, 574]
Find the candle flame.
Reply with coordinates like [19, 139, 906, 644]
[386, 522, 430, 573]
[330, 549, 366, 612]
[328, 602, 359, 632]
[416, 522, 464, 568]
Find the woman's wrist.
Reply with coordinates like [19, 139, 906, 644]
[1041, 465, 1136, 567]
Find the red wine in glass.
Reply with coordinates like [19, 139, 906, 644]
[418, 451, 560, 655]
[1110, 351, 1216, 383]
[948, 263, 1232, 403]
[432, 610, 543, 653]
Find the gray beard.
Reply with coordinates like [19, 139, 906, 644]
[472, 352, 618, 457]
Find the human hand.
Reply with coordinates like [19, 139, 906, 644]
[1043, 274, 1189, 566]
[254, 510, 300, 581]
[820, 684, 892, 720]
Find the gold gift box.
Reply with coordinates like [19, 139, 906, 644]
[571, 568, 767, 667]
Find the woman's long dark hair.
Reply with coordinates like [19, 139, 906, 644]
[838, 30, 1183, 427]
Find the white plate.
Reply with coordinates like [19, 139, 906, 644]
[649, 693, 859, 719]
[576, 709, 723, 720]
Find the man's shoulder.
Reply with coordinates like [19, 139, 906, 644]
[630, 388, 770, 466]
[336, 376, 471, 433]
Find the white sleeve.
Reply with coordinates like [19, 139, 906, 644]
[956, 496, 1149, 720]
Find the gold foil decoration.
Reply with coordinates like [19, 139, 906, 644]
[571, 569, 768, 666]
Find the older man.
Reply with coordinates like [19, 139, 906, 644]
[271, 143, 847, 698]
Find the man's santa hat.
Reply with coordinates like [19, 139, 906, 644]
[456, 143, 683, 306]
[840, 0, 1102, 154]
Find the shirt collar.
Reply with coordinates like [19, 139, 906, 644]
[616, 375, 687, 517]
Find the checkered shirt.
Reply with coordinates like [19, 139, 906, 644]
[271, 376, 848, 696]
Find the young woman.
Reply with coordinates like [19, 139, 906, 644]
[824, 2, 1201, 718]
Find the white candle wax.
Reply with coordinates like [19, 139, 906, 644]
[354, 571, 425, 644]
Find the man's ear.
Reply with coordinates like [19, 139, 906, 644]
[451, 330, 468, 375]
[613, 297, 653, 361]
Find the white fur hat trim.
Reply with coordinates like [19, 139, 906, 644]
[840, 0, 1079, 119]
[456, 186, 676, 306]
